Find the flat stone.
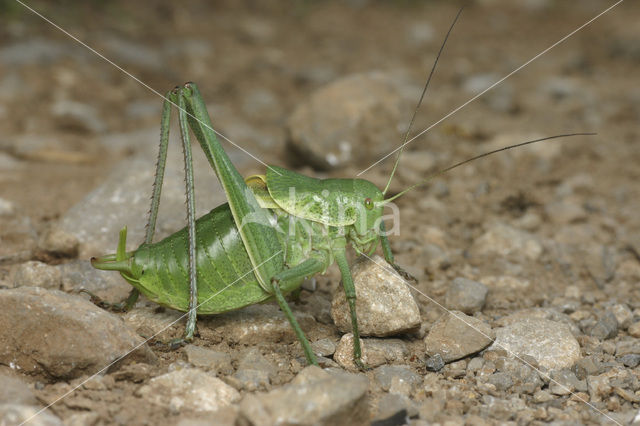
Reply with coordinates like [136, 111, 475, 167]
[373, 365, 422, 393]
[13, 261, 62, 290]
[286, 71, 416, 170]
[470, 223, 543, 261]
[0, 373, 36, 405]
[490, 318, 581, 370]
[331, 255, 421, 337]
[444, 277, 488, 314]
[183, 345, 233, 375]
[334, 334, 409, 371]
[238, 366, 369, 426]
[424, 311, 494, 363]
[589, 311, 618, 340]
[616, 339, 640, 356]
[0, 404, 61, 426]
[136, 368, 240, 413]
[0, 287, 156, 379]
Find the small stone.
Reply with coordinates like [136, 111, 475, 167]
[444, 277, 488, 314]
[425, 353, 445, 372]
[331, 255, 420, 337]
[0, 404, 61, 426]
[111, 363, 152, 383]
[463, 73, 515, 113]
[610, 303, 633, 330]
[424, 311, 494, 363]
[238, 366, 369, 426]
[373, 365, 421, 393]
[490, 318, 580, 370]
[549, 370, 583, 396]
[467, 357, 484, 373]
[184, 345, 233, 375]
[628, 322, 640, 338]
[0, 287, 155, 379]
[470, 223, 543, 261]
[311, 338, 336, 357]
[616, 339, 640, 356]
[0, 197, 15, 216]
[574, 356, 602, 380]
[619, 354, 640, 368]
[231, 348, 277, 391]
[486, 372, 513, 391]
[587, 371, 615, 403]
[589, 311, 618, 340]
[136, 368, 240, 412]
[334, 334, 408, 371]
[38, 226, 79, 257]
[13, 261, 62, 290]
[533, 390, 553, 403]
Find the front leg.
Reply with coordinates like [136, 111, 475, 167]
[335, 249, 367, 370]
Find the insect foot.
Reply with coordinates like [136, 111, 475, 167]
[331, 255, 421, 337]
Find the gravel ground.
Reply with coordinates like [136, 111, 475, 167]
[1, 1, 639, 425]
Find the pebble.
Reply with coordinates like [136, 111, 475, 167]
[615, 339, 640, 356]
[38, 226, 79, 257]
[286, 71, 416, 170]
[495, 307, 581, 337]
[331, 254, 421, 337]
[610, 303, 633, 330]
[183, 345, 234, 375]
[136, 368, 240, 413]
[0, 287, 156, 378]
[589, 311, 618, 340]
[373, 365, 422, 394]
[444, 277, 488, 314]
[0, 404, 62, 426]
[470, 223, 543, 261]
[629, 322, 640, 338]
[425, 353, 445, 372]
[238, 366, 369, 426]
[424, 311, 494, 363]
[619, 354, 640, 368]
[13, 261, 62, 289]
[334, 334, 409, 370]
[231, 348, 277, 391]
[311, 338, 337, 357]
[485, 372, 513, 392]
[490, 318, 581, 370]
[549, 370, 585, 395]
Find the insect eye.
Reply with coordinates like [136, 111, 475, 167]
[364, 197, 373, 210]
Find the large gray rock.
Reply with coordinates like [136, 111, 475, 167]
[331, 255, 421, 337]
[136, 368, 240, 413]
[286, 71, 416, 170]
[239, 366, 369, 426]
[424, 311, 494, 363]
[490, 318, 581, 370]
[0, 287, 155, 379]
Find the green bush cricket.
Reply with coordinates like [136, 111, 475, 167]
[90, 11, 593, 368]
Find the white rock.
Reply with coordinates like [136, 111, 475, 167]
[331, 255, 421, 337]
[136, 368, 240, 412]
[490, 318, 581, 370]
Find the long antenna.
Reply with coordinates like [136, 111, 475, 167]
[383, 7, 464, 196]
[382, 133, 596, 203]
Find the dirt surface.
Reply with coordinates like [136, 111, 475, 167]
[1, 1, 640, 425]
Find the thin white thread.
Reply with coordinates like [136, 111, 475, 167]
[360, 252, 623, 426]
[12, 0, 282, 175]
[357, 0, 624, 176]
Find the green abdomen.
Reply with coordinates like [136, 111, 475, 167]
[132, 203, 273, 314]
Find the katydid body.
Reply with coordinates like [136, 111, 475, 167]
[92, 83, 396, 368]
